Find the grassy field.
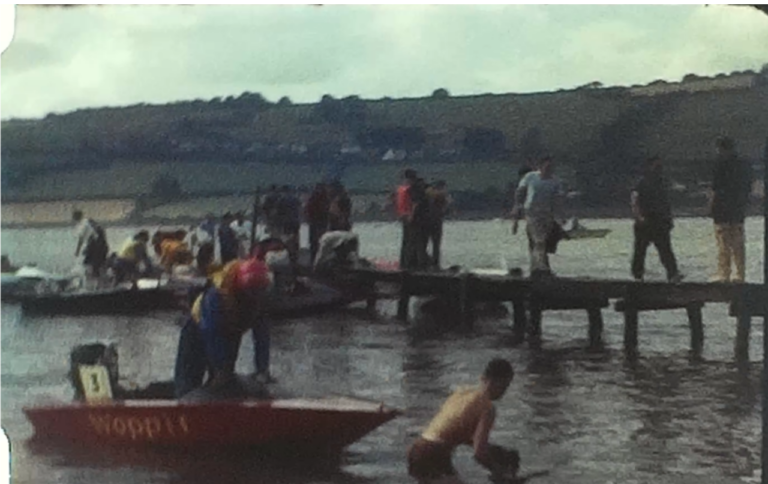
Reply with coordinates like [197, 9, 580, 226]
[2, 78, 766, 207]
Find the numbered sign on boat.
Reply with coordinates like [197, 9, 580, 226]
[79, 365, 113, 403]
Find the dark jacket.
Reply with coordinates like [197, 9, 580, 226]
[711, 153, 752, 224]
[635, 173, 673, 229]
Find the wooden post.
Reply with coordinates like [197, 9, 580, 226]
[397, 272, 410, 322]
[587, 307, 604, 349]
[735, 297, 751, 362]
[686, 303, 704, 358]
[512, 299, 527, 342]
[458, 273, 472, 329]
[623, 295, 639, 357]
[528, 296, 542, 348]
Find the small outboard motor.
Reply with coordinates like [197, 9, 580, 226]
[69, 342, 119, 401]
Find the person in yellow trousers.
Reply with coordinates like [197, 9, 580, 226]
[710, 137, 753, 283]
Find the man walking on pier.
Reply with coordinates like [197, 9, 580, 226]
[630, 156, 683, 283]
[709, 136, 753, 283]
[512, 156, 565, 278]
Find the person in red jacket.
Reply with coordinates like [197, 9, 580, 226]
[397, 168, 418, 269]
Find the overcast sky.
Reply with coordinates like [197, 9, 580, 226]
[1, 4, 767, 120]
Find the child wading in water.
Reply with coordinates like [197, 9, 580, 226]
[407, 358, 520, 483]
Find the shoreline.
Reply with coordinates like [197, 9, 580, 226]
[3, 207, 763, 230]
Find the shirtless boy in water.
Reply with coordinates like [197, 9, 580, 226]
[408, 358, 519, 484]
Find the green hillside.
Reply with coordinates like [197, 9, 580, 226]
[2, 71, 767, 209]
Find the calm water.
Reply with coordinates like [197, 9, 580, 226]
[1, 218, 767, 484]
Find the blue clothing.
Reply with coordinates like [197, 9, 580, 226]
[251, 316, 271, 375]
[174, 318, 208, 398]
[198, 288, 241, 376]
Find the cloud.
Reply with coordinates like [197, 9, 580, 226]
[1, 4, 766, 120]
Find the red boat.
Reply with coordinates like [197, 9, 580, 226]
[24, 389, 400, 455]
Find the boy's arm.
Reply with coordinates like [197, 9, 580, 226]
[473, 406, 505, 474]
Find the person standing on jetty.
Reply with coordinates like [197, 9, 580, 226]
[710, 136, 753, 283]
[328, 180, 353, 232]
[261, 185, 282, 237]
[512, 156, 565, 278]
[230, 211, 253, 259]
[425, 180, 450, 268]
[72, 210, 109, 286]
[511, 165, 534, 235]
[630, 156, 684, 283]
[407, 358, 521, 484]
[218, 212, 239, 265]
[397, 169, 419, 269]
[306, 182, 330, 262]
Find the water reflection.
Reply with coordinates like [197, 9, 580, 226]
[622, 357, 760, 479]
[25, 441, 374, 484]
[520, 348, 573, 446]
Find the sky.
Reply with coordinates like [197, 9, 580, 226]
[1, 3, 767, 120]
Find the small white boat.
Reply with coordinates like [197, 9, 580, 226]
[564, 219, 611, 240]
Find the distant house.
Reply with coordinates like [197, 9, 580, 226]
[382, 149, 407, 161]
[630, 72, 757, 97]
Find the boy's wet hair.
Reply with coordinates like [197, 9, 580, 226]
[483, 358, 514, 380]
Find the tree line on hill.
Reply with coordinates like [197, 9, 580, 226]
[2, 68, 767, 209]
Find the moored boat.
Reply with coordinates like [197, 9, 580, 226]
[25, 341, 401, 455]
[13, 276, 355, 318]
[23, 392, 400, 453]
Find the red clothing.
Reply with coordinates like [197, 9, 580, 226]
[396, 184, 412, 218]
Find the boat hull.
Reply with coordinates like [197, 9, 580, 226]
[16, 287, 182, 315]
[24, 397, 399, 453]
[13, 279, 355, 318]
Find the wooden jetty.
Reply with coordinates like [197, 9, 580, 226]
[348, 267, 767, 360]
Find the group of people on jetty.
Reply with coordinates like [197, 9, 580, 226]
[64, 135, 753, 484]
[389, 136, 753, 284]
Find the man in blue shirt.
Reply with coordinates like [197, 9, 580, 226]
[512, 156, 565, 278]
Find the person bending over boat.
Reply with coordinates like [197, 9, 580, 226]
[73, 210, 110, 284]
[153, 230, 194, 274]
[408, 359, 519, 484]
[112, 230, 154, 284]
[174, 258, 274, 398]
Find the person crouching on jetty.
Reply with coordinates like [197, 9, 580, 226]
[174, 258, 274, 398]
[113, 230, 153, 284]
[407, 358, 520, 484]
